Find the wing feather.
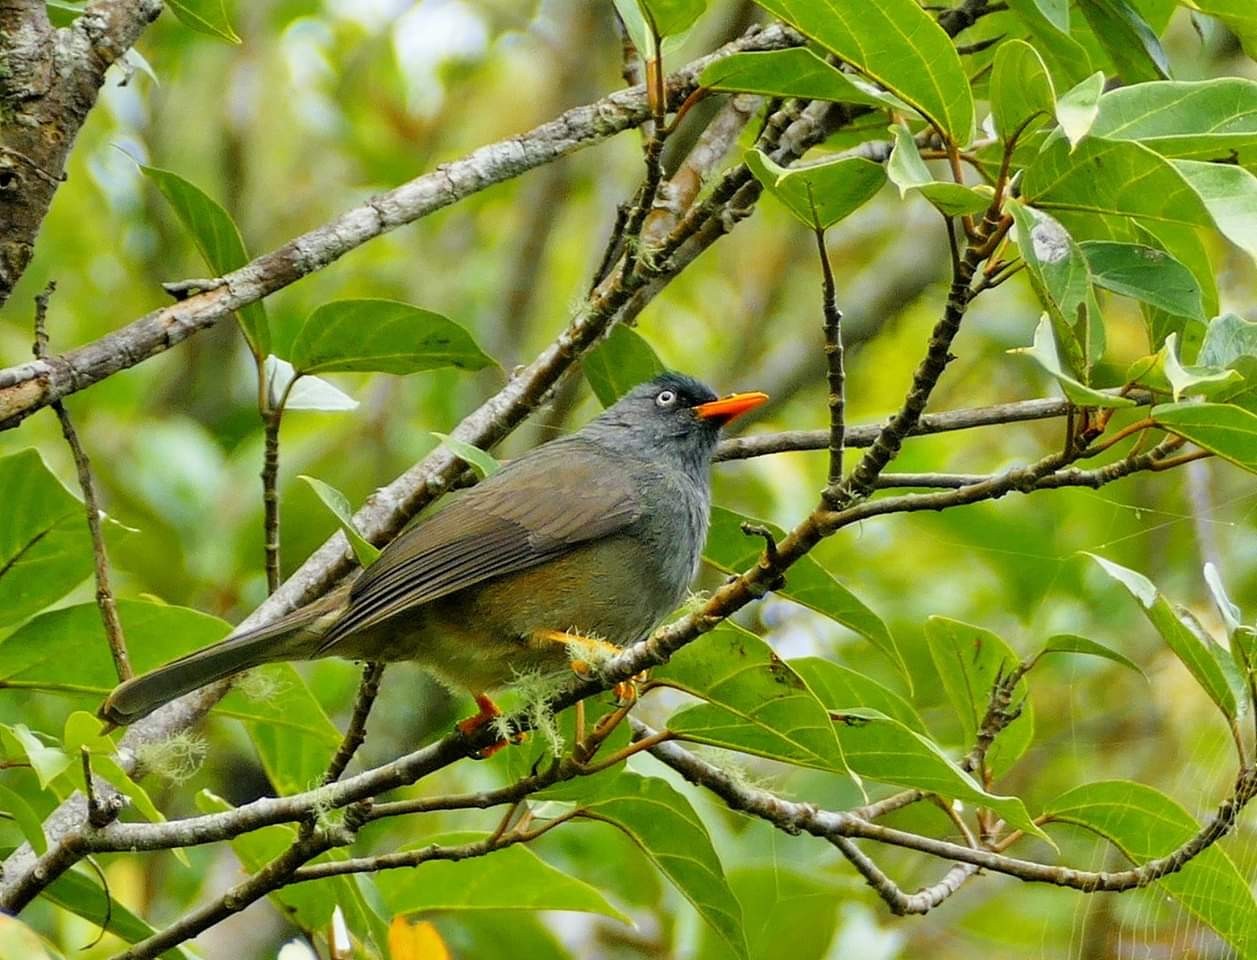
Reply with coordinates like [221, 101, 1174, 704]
[318, 439, 640, 651]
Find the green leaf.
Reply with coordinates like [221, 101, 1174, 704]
[37, 862, 193, 958]
[1172, 159, 1257, 262]
[1009, 0, 1070, 33]
[1200, 313, 1257, 368]
[1077, 0, 1170, 82]
[1054, 71, 1105, 147]
[222, 664, 342, 795]
[0, 600, 230, 692]
[196, 791, 361, 932]
[1080, 241, 1205, 320]
[288, 299, 492, 376]
[583, 326, 665, 407]
[990, 40, 1056, 143]
[0, 726, 71, 789]
[885, 125, 991, 216]
[44, 1, 86, 28]
[1023, 138, 1210, 227]
[0, 783, 45, 854]
[165, 0, 241, 43]
[1087, 553, 1241, 720]
[700, 48, 910, 112]
[432, 432, 502, 479]
[1152, 401, 1257, 474]
[641, 0, 706, 37]
[704, 507, 905, 682]
[832, 708, 1047, 839]
[924, 616, 1035, 777]
[1126, 333, 1241, 401]
[1089, 78, 1257, 159]
[695, 867, 844, 960]
[265, 356, 358, 413]
[298, 474, 380, 567]
[1044, 780, 1257, 956]
[576, 772, 747, 959]
[656, 623, 847, 773]
[0, 449, 93, 629]
[1039, 633, 1147, 678]
[751, 0, 975, 143]
[790, 656, 925, 733]
[373, 830, 631, 921]
[1008, 201, 1095, 375]
[140, 165, 266, 356]
[745, 148, 887, 229]
[1011, 313, 1136, 408]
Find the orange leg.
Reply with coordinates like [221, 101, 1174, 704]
[456, 693, 508, 758]
[532, 628, 641, 706]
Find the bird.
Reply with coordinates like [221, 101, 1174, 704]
[98, 372, 767, 740]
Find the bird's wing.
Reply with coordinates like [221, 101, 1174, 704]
[317, 440, 641, 651]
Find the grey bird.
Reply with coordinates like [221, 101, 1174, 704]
[99, 372, 767, 735]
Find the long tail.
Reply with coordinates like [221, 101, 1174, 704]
[99, 591, 347, 727]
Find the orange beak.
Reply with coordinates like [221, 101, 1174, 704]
[694, 391, 769, 426]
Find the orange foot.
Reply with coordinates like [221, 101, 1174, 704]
[533, 629, 640, 706]
[456, 693, 509, 758]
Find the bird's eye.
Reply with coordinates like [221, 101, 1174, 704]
[655, 390, 677, 408]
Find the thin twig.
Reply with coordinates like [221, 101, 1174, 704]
[32, 283, 132, 682]
[814, 225, 846, 498]
[321, 662, 387, 786]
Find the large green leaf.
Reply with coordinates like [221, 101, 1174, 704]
[641, 0, 706, 37]
[141, 165, 266, 356]
[1088, 554, 1242, 720]
[704, 507, 904, 681]
[790, 656, 925, 733]
[990, 40, 1056, 143]
[165, 0, 240, 43]
[655, 623, 846, 772]
[1054, 71, 1106, 147]
[1152, 402, 1257, 474]
[1045, 780, 1257, 957]
[1077, 0, 1170, 82]
[221, 664, 342, 795]
[885, 124, 991, 216]
[0, 449, 92, 630]
[694, 867, 843, 960]
[0, 599, 230, 691]
[372, 831, 630, 922]
[1011, 314, 1136, 408]
[287, 299, 492, 376]
[924, 616, 1035, 777]
[699, 48, 909, 112]
[573, 772, 747, 959]
[751, 0, 975, 143]
[584, 326, 665, 407]
[831, 708, 1046, 839]
[1080, 241, 1205, 320]
[1172, 160, 1257, 261]
[1022, 138, 1210, 227]
[745, 149, 888, 229]
[1008, 201, 1096, 375]
[1089, 78, 1257, 159]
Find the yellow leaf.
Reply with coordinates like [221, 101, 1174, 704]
[388, 917, 451, 960]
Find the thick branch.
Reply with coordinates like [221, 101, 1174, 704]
[645, 731, 1257, 897]
[0, 23, 802, 430]
[0, 0, 163, 306]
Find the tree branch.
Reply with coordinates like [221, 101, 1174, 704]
[0, 22, 803, 431]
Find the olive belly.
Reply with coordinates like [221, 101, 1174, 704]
[324, 536, 678, 693]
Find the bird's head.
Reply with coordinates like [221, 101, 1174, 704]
[583, 372, 768, 472]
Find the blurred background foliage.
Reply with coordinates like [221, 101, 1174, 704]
[1, 0, 1256, 957]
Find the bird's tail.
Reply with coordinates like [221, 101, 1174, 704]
[99, 590, 347, 727]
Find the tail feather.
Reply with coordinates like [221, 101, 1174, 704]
[99, 596, 343, 726]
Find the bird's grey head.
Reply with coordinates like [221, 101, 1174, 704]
[580, 372, 767, 476]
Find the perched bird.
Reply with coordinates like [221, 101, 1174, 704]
[99, 372, 767, 736]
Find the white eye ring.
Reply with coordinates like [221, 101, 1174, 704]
[656, 390, 677, 408]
